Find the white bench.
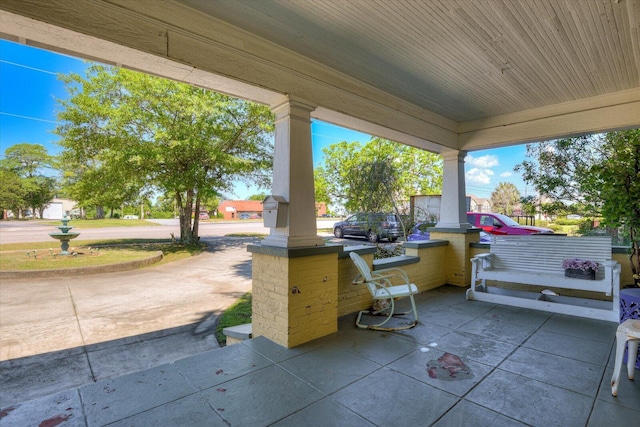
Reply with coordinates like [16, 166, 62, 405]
[467, 235, 621, 322]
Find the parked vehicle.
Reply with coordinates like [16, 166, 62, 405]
[408, 221, 493, 242]
[199, 212, 210, 220]
[239, 213, 250, 220]
[333, 213, 403, 243]
[467, 212, 553, 235]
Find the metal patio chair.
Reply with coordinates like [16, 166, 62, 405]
[611, 319, 640, 396]
[349, 252, 419, 331]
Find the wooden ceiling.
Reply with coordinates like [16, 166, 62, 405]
[1, 0, 638, 151]
[181, 0, 639, 123]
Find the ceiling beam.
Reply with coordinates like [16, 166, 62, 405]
[459, 88, 640, 149]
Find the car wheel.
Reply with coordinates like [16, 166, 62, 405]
[334, 227, 344, 238]
[367, 231, 379, 243]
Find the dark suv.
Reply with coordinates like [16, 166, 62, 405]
[333, 213, 403, 242]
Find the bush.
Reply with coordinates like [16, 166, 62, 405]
[374, 243, 404, 259]
[554, 218, 582, 226]
[150, 211, 175, 219]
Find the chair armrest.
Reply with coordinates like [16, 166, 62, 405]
[471, 253, 494, 270]
[372, 267, 410, 284]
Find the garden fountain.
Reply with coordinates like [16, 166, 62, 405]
[50, 215, 80, 255]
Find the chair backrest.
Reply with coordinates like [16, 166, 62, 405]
[489, 235, 612, 274]
[349, 252, 374, 282]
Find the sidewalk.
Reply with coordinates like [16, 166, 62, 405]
[0, 237, 256, 406]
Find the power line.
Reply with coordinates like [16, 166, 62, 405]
[0, 59, 58, 75]
[0, 111, 61, 125]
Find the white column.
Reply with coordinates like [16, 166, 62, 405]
[262, 95, 325, 248]
[435, 150, 472, 229]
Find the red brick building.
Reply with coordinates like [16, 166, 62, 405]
[218, 200, 263, 220]
[218, 200, 328, 220]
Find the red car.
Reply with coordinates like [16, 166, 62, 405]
[467, 212, 553, 235]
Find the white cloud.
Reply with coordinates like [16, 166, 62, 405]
[466, 167, 494, 185]
[466, 154, 499, 168]
[500, 171, 512, 177]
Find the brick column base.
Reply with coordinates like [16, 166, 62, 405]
[428, 228, 481, 287]
[248, 244, 342, 348]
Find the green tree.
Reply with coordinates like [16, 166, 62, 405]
[0, 169, 27, 217]
[591, 130, 640, 284]
[1, 143, 53, 177]
[248, 193, 267, 201]
[0, 143, 57, 218]
[315, 137, 442, 213]
[515, 136, 601, 216]
[491, 182, 521, 215]
[27, 176, 58, 219]
[56, 65, 274, 242]
[516, 130, 640, 283]
[520, 195, 537, 216]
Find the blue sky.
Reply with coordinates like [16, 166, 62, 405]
[0, 39, 531, 200]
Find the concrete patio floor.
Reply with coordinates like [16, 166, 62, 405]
[2, 285, 639, 426]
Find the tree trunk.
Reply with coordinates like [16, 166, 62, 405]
[95, 206, 105, 219]
[176, 191, 198, 244]
[192, 194, 201, 240]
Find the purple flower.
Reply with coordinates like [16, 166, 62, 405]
[562, 258, 600, 272]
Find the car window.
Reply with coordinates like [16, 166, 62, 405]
[480, 215, 493, 226]
[493, 213, 519, 226]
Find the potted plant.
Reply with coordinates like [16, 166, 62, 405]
[562, 258, 600, 280]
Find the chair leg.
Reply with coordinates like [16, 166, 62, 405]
[611, 329, 628, 397]
[409, 294, 419, 323]
[356, 296, 418, 331]
[627, 339, 639, 381]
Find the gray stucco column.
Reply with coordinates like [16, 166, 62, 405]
[262, 95, 325, 248]
[435, 150, 472, 229]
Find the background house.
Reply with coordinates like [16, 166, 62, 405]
[468, 195, 492, 213]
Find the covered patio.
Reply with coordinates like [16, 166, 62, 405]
[1, 1, 639, 424]
[5, 285, 639, 426]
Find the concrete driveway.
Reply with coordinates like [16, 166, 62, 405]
[0, 236, 256, 405]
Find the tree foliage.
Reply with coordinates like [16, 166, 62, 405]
[514, 136, 601, 215]
[593, 130, 640, 282]
[0, 143, 57, 218]
[490, 182, 521, 215]
[516, 130, 640, 282]
[55, 65, 274, 242]
[315, 137, 442, 214]
[0, 169, 27, 216]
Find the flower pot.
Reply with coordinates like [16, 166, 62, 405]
[564, 268, 596, 280]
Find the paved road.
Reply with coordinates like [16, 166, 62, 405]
[0, 219, 338, 244]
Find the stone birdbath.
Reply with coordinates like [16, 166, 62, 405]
[49, 215, 80, 255]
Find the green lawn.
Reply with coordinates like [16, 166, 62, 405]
[0, 239, 206, 270]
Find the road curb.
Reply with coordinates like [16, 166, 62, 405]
[0, 251, 164, 280]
